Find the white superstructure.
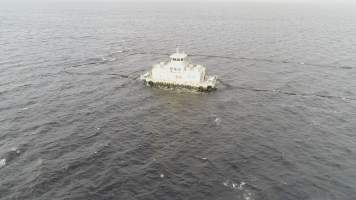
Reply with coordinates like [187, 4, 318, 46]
[140, 49, 217, 91]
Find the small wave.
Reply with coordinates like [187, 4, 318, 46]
[10, 147, 21, 154]
[113, 50, 129, 54]
[0, 158, 6, 168]
[68, 53, 120, 69]
[70, 58, 106, 68]
[100, 56, 117, 62]
[339, 66, 353, 69]
[107, 73, 129, 78]
[1, 147, 22, 165]
[110, 49, 129, 54]
[214, 117, 221, 125]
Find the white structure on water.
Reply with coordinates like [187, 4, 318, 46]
[140, 49, 217, 91]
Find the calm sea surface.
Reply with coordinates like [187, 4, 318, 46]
[0, 2, 356, 200]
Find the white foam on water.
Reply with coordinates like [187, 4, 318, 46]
[232, 183, 237, 188]
[238, 181, 246, 190]
[214, 117, 221, 125]
[223, 180, 229, 187]
[10, 147, 17, 151]
[222, 180, 254, 200]
[36, 158, 43, 166]
[9, 147, 21, 154]
[244, 195, 252, 200]
[0, 158, 6, 168]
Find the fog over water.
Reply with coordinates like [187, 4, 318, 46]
[0, 1, 355, 200]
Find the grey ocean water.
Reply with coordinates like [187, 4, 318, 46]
[1, 1, 356, 199]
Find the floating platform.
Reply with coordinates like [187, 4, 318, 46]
[140, 49, 217, 92]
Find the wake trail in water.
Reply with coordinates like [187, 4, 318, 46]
[189, 54, 354, 70]
[217, 79, 356, 102]
[63, 51, 144, 80]
[64, 70, 140, 81]
[66, 49, 353, 78]
[70, 58, 108, 68]
[62, 50, 355, 101]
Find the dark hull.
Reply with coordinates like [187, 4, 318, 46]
[143, 80, 216, 92]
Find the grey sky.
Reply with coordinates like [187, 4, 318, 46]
[3, 0, 356, 2]
[1, 0, 355, 6]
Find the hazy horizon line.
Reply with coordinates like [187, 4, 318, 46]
[1, 0, 356, 4]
